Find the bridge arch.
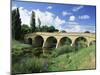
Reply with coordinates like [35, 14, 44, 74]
[44, 36, 57, 49]
[27, 38, 32, 45]
[33, 35, 44, 47]
[58, 37, 72, 47]
[74, 36, 88, 48]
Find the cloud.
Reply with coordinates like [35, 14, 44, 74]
[54, 16, 65, 30]
[72, 6, 84, 12]
[62, 11, 72, 16]
[61, 21, 95, 32]
[79, 15, 90, 20]
[47, 6, 52, 9]
[66, 21, 78, 25]
[69, 15, 76, 21]
[19, 7, 32, 26]
[34, 9, 65, 30]
[33, 9, 55, 27]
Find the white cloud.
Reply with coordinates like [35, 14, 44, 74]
[33, 9, 55, 27]
[34, 9, 66, 31]
[47, 6, 52, 9]
[61, 20, 95, 32]
[19, 7, 32, 26]
[72, 6, 84, 12]
[62, 11, 72, 16]
[79, 15, 90, 19]
[69, 15, 76, 21]
[63, 23, 95, 32]
[66, 21, 78, 25]
[65, 25, 83, 32]
[54, 16, 65, 30]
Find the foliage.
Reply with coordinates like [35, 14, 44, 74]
[52, 45, 75, 57]
[21, 24, 32, 34]
[12, 40, 32, 63]
[12, 39, 96, 73]
[40, 25, 49, 32]
[30, 11, 36, 32]
[61, 30, 66, 33]
[12, 57, 46, 74]
[40, 25, 58, 32]
[84, 31, 90, 33]
[21, 24, 32, 40]
[66, 45, 95, 70]
[48, 45, 96, 71]
[47, 26, 56, 32]
[12, 8, 21, 40]
[12, 40, 46, 74]
[37, 18, 41, 32]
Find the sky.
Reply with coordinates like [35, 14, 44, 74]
[12, 0, 96, 32]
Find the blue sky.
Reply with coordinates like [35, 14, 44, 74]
[12, 1, 96, 32]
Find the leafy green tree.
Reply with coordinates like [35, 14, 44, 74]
[21, 24, 32, 40]
[55, 29, 59, 32]
[48, 26, 55, 32]
[38, 18, 41, 32]
[12, 8, 21, 40]
[41, 25, 49, 32]
[84, 31, 90, 33]
[61, 30, 66, 33]
[30, 11, 36, 32]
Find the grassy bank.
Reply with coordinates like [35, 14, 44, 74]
[48, 45, 96, 71]
[11, 40, 96, 74]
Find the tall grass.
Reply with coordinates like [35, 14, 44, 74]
[52, 45, 75, 57]
[48, 45, 96, 71]
[12, 57, 47, 74]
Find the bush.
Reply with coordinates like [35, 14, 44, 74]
[32, 47, 43, 57]
[12, 46, 34, 63]
[12, 57, 47, 74]
[52, 45, 75, 57]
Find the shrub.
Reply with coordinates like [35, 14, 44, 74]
[32, 47, 43, 57]
[12, 57, 47, 74]
[12, 46, 34, 63]
[52, 45, 74, 57]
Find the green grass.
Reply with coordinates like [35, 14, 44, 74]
[48, 45, 96, 71]
[12, 40, 31, 49]
[12, 40, 96, 73]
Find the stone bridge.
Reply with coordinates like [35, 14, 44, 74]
[24, 32, 95, 48]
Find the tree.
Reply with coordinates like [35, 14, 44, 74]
[30, 11, 36, 32]
[38, 18, 41, 32]
[41, 25, 49, 32]
[84, 31, 90, 33]
[12, 8, 21, 40]
[48, 26, 56, 32]
[55, 29, 59, 32]
[21, 24, 32, 40]
[61, 30, 66, 33]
